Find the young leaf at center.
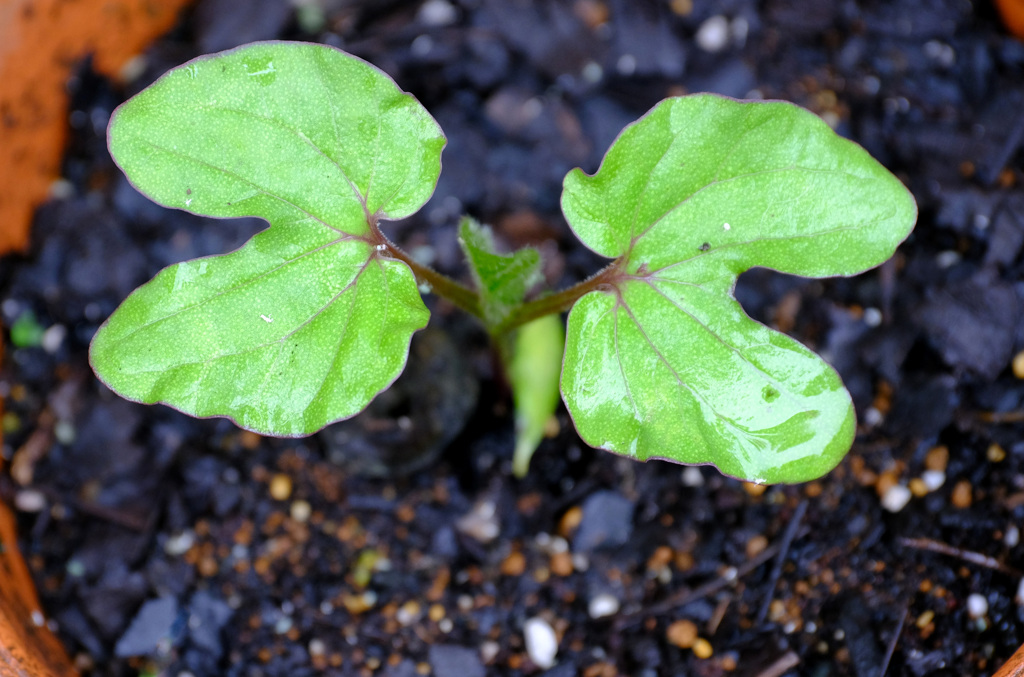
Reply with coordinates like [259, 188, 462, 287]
[560, 94, 917, 483]
[458, 217, 542, 329]
[457, 217, 561, 474]
[90, 42, 444, 436]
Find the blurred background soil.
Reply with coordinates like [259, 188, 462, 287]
[1, 0, 1024, 675]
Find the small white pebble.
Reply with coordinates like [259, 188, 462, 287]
[54, 420, 75, 445]
[523, 617, 558, 669]
[921, 470, 946, 492]
[966, 593, 988, 619]
[1005, 524, 1020, 548]
[696, 15, 730, 53]
[456, 500, 500, 543]
[881, 484, 912, 513]
[41, 324, 66, 354]
[118, 55, 148, 83]
[616, 54, 636, 76]
[396, 603, 421, 626]
[308, 639, 326, 657]
[410, 34, 434, 58]
[48, 179, 74, 200]
[31, 610, 45, 627]
[1, 300, 21, 320]
[936, 250, 961, 269]
[863, 407, 884, 427]
[862, 307, 883, 328]
[682, 466, 704, 487]
[14, 489, 47, 513]
[521, 97, 543, 121]
[290, 500, 311, 523]
[164, 530, 196, 556]
[582, 61, 603, 84]
[480, 640, 500, 664]
[924, 40, 956, 67]
[588, 594, 620, 619]
[417, 0, 457, 26]
[862, 75, 881, 96]
[439, 618, 453, 633]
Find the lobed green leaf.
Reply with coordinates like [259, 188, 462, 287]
[91, 42, 444, 436]
[560, 94, 917, 483]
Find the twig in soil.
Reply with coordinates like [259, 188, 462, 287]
[613, 541, 781, 631]
[754, 650, 800, 677]
[50, 489, 151, 532]
[878, 608, 907, 677]
[706, 596, 730, 636]
[755, 499, 808, 626]
[897, 537, 1022, 577]
[0, 476, 149, 532]
[977, 410, 1024, 424]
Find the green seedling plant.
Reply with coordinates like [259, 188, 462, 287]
[90, 41, 916, 484]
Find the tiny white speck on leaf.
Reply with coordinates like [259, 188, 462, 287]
[260, 314, 274, 323]
[723, 222, 731, 230]
[246, 61, 276, 77]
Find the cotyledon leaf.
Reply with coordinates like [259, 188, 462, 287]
[90, 42, 444, 436]
[560, 94, 917, 483]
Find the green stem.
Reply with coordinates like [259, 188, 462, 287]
[380, 239, 483, 319]
[371, 216, 622, 332]
[495, 260, 623, 333]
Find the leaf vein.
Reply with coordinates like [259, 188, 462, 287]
[109, 236, 358, 344]
[138, 137, 349, 235]
[194, 103, 367, 211]
[629, 166, 874, 247]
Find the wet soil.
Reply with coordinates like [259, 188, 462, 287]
[2, 0, 1024, 675]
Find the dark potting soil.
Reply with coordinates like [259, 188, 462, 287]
[2, 0, 1024, 675]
